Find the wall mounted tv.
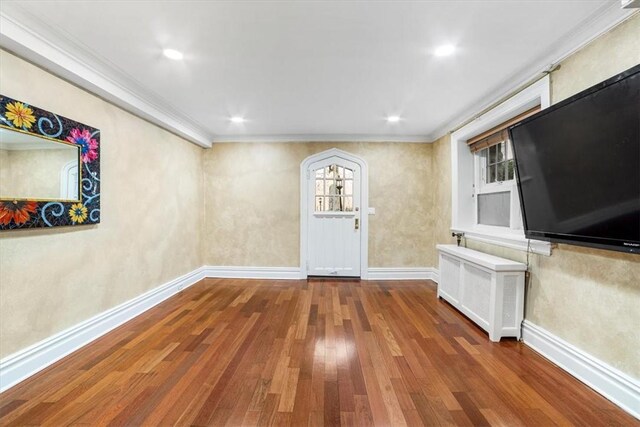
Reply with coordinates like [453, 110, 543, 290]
[509, 64, 639, 254]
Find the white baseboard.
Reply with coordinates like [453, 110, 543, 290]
[203, 266, 441, 282]
[522, 320, 640, 420]
[203, 266, 302, 280]
[367, 267, 439, 282]
[203, 266, 439, 282]
[0, 267, 206, 393]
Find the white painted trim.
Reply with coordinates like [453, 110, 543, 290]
[428, 5, 637, 140]
[204, 266, 302, 280]
[202, 266, 442, 282]
[451, 228, 552, 256]
[450, 76, 553, 256]
[300, 148, 369, 280]
[0, 267, 206, 393]
[436, 244, 526, 272]
[213, 134, 432, 143]
[0, 9, 212, 148]
[522, 320, 640, 420]
[367, 267, 439, 282]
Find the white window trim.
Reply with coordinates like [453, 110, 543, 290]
[450, 76, 552, 256]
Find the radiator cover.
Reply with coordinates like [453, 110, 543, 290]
[437, 244, 526, 342]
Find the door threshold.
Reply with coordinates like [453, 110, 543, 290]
[307, 276, 361, 281]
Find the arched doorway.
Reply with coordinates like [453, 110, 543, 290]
[300, 148, 369, 279]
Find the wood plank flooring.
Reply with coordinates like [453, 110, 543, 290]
[0, 278, 636, 426]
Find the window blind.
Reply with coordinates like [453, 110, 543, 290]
[467, 106, 540, 153]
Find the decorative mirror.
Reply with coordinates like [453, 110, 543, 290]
[0, 95, 100, 230]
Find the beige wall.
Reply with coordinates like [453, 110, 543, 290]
[0, 149, 9, 197]
[202, 142, 435, 267]
[0, 148, 77, 199]
[0, 50, 203, 357]
[431, 14, 640, 379]
[430, 134, 455, 266]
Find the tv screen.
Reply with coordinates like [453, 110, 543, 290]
[509, 64, 640, 254]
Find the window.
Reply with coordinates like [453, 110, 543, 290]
[450, 75, 552, 255]
[480, 140, 515, 185]
[314, 164, 354, 212]
[475, 134, 519, 228]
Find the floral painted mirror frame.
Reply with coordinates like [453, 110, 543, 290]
[0, 95, 100, 230]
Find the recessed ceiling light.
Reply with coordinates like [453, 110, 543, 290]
[162, 48, 183, 60]
[230, 116, 246, 124]
[434, 44, 456, 57]
[386, 115, 401, 123]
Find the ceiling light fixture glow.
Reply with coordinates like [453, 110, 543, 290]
[230, 116, 246, 123]
[434, 44, 456, 57]
[386, 115, 401, 123]
[162, 48, 184, 60]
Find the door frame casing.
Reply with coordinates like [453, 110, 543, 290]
[300, 148, 369, 280]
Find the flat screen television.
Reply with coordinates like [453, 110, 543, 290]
[509, 64, 640, 254]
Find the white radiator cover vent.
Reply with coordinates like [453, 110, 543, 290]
[436, 244, 526, 342]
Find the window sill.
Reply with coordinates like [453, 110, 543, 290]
[451, 226, 552, 256]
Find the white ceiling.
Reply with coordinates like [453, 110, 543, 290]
[0, 1, 634, 146]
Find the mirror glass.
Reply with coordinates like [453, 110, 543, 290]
[0, 127, 80, 201]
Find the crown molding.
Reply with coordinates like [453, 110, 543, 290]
[213, 134, 433, 143]
[428, 4, 637, 141]
[0, 7, 213, 148]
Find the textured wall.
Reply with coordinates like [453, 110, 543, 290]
[0, 150, 9, 197]
[0, 148, 76, 199]
[431, 14, 640, 378]
[202, 142, 435, 267]
[551, 13, 640, 104]
[0, 50, 204, 357]
[429, 134, 455, 267]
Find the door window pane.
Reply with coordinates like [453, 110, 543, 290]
[325, 180, 333, 195]
[325, 165, 334, 179]
[314, 164, 355, 212]
[344, 196, 353, 211]
[344, 180, 353, 195]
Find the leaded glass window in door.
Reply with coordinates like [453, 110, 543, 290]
[314, 164, 354, 212]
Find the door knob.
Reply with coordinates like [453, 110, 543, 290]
[355, 218, 359, 230]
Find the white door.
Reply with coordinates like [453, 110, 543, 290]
[307, 157, 361, 277]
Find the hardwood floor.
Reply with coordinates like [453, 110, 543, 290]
[0, 278, 636, 426]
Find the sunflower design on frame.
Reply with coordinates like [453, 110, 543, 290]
[4, 101, 36, 129]
[69, 203, 88, 223]
[0, 200, 38, 225]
